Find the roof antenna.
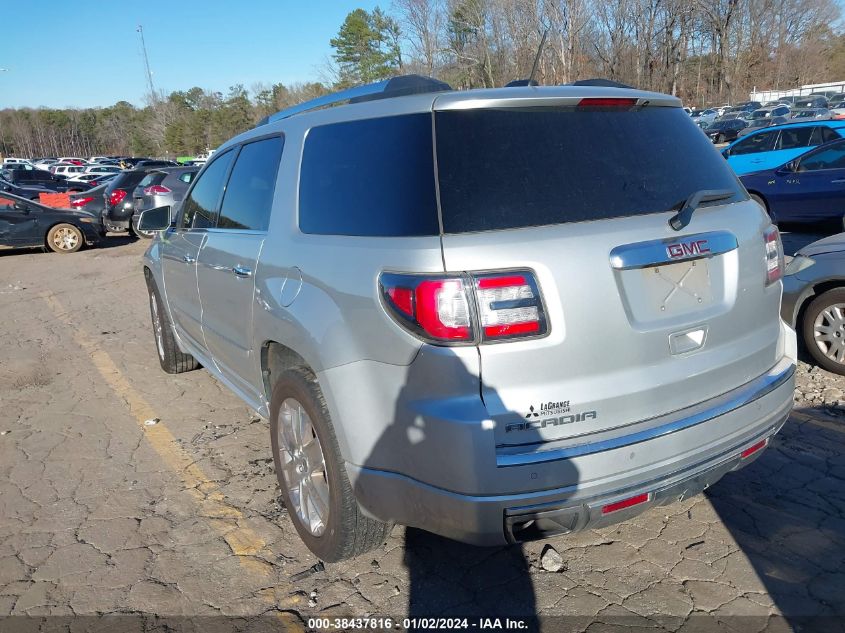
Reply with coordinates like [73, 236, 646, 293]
[528, 27, 549, 86]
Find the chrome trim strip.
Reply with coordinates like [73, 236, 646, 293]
[497, 360, 795, 467]
[609, 230, 738, 270]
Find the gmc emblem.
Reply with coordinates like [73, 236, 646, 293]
[667, 240, 710, 259]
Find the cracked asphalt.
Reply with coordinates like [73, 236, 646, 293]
[0, 236, 844, 632]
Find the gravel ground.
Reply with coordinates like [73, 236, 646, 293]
[0, 236, 843, 632]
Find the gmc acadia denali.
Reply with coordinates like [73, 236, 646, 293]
[139, 76, 797, 561]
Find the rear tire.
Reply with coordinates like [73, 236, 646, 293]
[270, 368, 392, 561]
[145, 274, 199, 374]
[802, 288, 845, 376]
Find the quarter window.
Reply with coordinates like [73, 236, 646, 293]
[776, 127, 815, 150]
[810, 126, 841, 145]
[179, 150, 235, 229]
[217, 136, 283, 231]
[299, 114, 439, 237]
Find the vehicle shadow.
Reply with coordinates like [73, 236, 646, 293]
[353, 348, 571, 628]
[0, 234, 137, 257]
[706, 405, 845, 629]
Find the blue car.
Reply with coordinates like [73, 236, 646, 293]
[740, 138, 845, 225]
[723, 120, 845, 175]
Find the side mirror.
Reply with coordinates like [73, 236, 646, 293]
[138, 205, 171, 231]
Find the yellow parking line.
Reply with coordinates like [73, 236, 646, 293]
[41, 292, 304, 626]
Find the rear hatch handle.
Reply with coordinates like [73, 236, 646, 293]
[669, 189, 736, 231]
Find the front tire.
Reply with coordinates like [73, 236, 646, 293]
[46, 224, 83, 253]
[145, 274, 199, 374]
[269, 368, 392, 561]
[802, 288, 845, 376]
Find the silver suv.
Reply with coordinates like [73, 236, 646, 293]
[140, 76, 797, 562]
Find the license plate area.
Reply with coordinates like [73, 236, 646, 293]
[613, 256, 733, 329]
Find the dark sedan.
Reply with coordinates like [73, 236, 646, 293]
[0, 167, 92, 193]
[702, 118, 747, 143]
[740, 138, 845, 225]
[0, 191, 103, 253]
[782, 234, 845, 375]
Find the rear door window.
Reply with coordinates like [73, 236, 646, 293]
[216, 136, 283, 231]
[299, 114, 439, 236]
[776, 126, 815, 150]
[434, 106, 744, 233]
[179, 150, 235, 229]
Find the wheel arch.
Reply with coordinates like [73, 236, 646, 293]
[261, 341, 313, 407]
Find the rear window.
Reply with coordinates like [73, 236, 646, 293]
[435, 106, 744, 233]
[299, 114, 439, 237]
[139, 172, 164, 188]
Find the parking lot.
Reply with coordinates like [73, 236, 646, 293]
[0, 235, 842, 631]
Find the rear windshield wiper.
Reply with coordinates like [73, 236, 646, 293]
[669, 189, 736, 231]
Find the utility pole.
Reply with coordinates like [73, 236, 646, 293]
[137, 25, 156, 102]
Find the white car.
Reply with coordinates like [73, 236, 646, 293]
[67, 173, 115, 184]
[52, 165, 85, 178]
[87, 156, 111, 164]
[83, 165, 121, 174]
[33, 159, 58, 170]
[2, 157, 33, 169]
[57, 157, 87, 165]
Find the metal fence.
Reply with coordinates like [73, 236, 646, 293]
[751, 81, 845, 102]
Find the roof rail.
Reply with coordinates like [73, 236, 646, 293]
[256, 75, 452, 127]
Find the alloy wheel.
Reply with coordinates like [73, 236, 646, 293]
[276, 398, 330, 536]
[52, 227, 80, 251]
[813, 302, 845, 365]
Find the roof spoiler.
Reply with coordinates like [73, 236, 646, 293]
[568, 78, 635, 89]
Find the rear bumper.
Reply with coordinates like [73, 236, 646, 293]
[346, 359, 795, 546]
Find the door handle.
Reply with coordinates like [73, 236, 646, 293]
[183, 254, 195, 264]
[232, 265, 253, 278]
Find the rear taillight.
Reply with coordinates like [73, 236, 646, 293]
[764, 225, 784, 285]
[144, 184, 171, 195]
[379, 270, 547, 345]
[71, 197, 93, 208]
[474, 273, 546, 340]
[109, 189, 127, 206]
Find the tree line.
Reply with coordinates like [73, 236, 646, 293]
[2, 0, 844, 158]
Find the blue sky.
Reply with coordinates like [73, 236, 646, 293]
[1, 1, 382, 109]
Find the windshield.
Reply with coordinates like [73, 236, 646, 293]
[434, 106, 744, 233]
[749, 110, 770, 120]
